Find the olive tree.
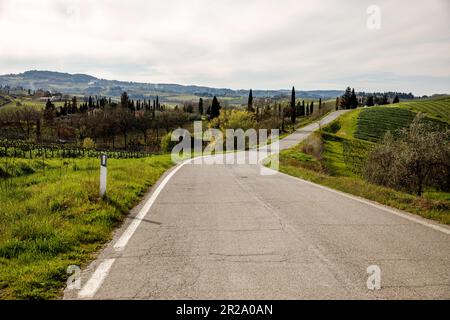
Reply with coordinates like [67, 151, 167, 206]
[364, 114, 450, 196]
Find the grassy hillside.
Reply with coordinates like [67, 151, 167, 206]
[0, 155, 174, 299]
[277, 149, 449, 224]
[0, 96, 66, 111]
[396, 96, 450, 123]
[273, 107, 450, 225]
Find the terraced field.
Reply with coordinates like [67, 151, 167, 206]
[355, 106, 448, 142]
[397, 96, 450, 123]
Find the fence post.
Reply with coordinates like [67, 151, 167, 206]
[100, 154, 107, 198]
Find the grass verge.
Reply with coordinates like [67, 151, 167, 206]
[273, 140, 450, 225]
[0, 155, 174, 299]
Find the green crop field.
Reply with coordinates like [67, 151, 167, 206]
[355, 106, 448, 143]
[397, 96, 450, 123]
[0, 96, 66, 112]
[0, 155, 174, 299]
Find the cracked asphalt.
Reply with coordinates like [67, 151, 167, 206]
[64, 111, 450, 299]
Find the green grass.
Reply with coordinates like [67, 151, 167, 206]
[0, 158, 49, 179]
[279, 147, 322, 172]
[335, 109, 360, 138]
[396, 96, 450, 123]
[355, 106, 448, 142]
[270, 108, 450, 225]
[0, 95, 67, 112]
[275, 147, 450, 225]
[0, 155, 174, 299]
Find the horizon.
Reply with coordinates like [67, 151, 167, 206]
[0, 0, 449, 96]
[3, 69, 346, 92]
[1, 69, 443, 97]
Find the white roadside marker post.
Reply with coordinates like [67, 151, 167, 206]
[100, 154, 107, 198]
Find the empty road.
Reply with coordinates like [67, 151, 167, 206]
[65, 110, 450, 299]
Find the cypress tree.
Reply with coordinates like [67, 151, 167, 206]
[120, 92, 129, 108]
[199, 98, 204, 115]
[210, 96, 221, 119]
[247, 89, 254, 112]
[296, 102, 301, 116]
[290, 86, 296, 124]
[393, 95, 400, 104]
[349, 88, 358, 109]
[340, 87, 352, 109]
[72, 96, 77, 112]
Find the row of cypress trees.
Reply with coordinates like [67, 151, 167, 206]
[247, 87, 321, 124]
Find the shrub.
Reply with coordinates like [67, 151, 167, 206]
[323, 120, 341, 134]
[209, 109, 256, 132]
[301, 133, 324, 160]
[82, 137, 95, 149]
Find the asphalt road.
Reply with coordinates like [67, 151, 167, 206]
[65, 110, 450, 299]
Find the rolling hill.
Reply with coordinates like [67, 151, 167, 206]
[0, 70, 344, 104]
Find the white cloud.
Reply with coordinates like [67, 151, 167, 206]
[0, 0, 449, 95]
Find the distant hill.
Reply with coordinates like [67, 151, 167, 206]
[0, 70, 343, 103]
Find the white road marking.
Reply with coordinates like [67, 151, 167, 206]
[75, 110, 449, 300]
[76, 157, 201, 299]
[78, 259, 115, 299]
[113, 159, 192, 251]
[263, 166, 450, 235]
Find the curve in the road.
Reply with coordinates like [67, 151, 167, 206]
[67, 110, 450, 300]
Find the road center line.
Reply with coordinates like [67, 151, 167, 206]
[113, 114, 338, 252]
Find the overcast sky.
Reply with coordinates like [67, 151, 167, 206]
[0, 0, 449, 95]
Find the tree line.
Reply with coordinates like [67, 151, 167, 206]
[0, 92, 199, 151]
[335, 86, 402, 110]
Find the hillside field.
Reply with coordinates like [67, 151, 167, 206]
[275, 102, 450, 225]
[396, 96, 450, 123]
[355, 106, 448, 142]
